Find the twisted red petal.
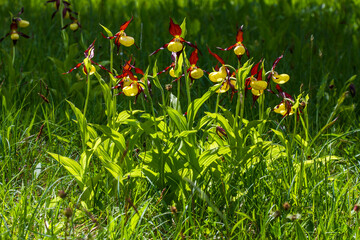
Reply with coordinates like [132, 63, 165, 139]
[120, 16, 133, 31]
[272, 55, 283, 70]
[207, 47, 225, 65]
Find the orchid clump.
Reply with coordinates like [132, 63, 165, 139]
[244, 60, 267, 103]
[207, 47, 238, 94]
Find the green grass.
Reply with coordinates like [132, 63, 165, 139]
[1, 0, 359, 239]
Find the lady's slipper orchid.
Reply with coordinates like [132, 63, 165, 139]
[0, 8, 30, 45]
[217, 25, 250, 63]
[187, 48, 204, 82]
[62, 15, 81, 32]
[113, 59, 147, 98]
[47, 0, 76, 19]
[274, 101, 294, 116]
[63, 40, 111, 75]
[273, 84, 295, 117]
[150, 18, 197, 56]
[208, 47, 237, 94]
[102, 17, 135, 53]
[245, 60, 267, 103]
[268, 55, 290, 84]
[157, 52, 179, 78]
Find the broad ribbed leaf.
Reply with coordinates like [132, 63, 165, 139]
[48, 152, 83, 182]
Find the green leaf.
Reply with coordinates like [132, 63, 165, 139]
[271, 128, 288, 146]
[174, 51, 185, 77]
[199, 146, 231, 174]
[47, 152, 83, 182]
[79, 149, 94, 175]
[99, 23, 113, 37]
[187, 85, 219, 128]
[166, 106, 187, 131]
[152, 60, 163, 92]
[177, 130, 197, 138]
[95, 72, 114, 118]
[180, 17, 187, 39]
[67, 100, 89, 146]
[184, 177, 228, 226]
[103, 161, 124, 185]
[295, 221, 307, 240]
[91, 124, 126, 152]
[206, 112, 235, 141]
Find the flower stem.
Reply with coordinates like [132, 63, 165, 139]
[215, 91, 221, 114]
[11, 45, 15, 67]
[83, 73, 91, 116]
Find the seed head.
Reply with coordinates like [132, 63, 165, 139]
[165, 84, 172, 91]
[354, 204, 360, 212]
[170, 206, 177, 214]
[58, 190, 67, 199]
[64, 207, 73, 218]
[282, 202, 291, 211]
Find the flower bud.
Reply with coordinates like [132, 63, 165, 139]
[58, 190, 67, 199]
[282, 202, 291, 211]
[64, 207, 73, 218]
[165, 84, 172, 91]
[170, 206, 177, 214]
[354, 204, 360, 212]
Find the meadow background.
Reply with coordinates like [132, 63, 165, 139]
[0, 0, 359, 239]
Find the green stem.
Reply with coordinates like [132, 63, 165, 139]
[177, 77, 181, 111]
[11, 45, 15, 67]
[233, 76, 244, 132]
[258, 94, 265, 134]
[185, 75, 191, 112]
[215, 91, 221, 114]
[83, 72, 91, 116]
[59, 1, 68, 53]
[109, 40, 116, 127]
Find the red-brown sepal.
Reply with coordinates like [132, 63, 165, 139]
[236, 25, 244, 43]
[189, 49, 199, 66]
[169, 18, 182, 37]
